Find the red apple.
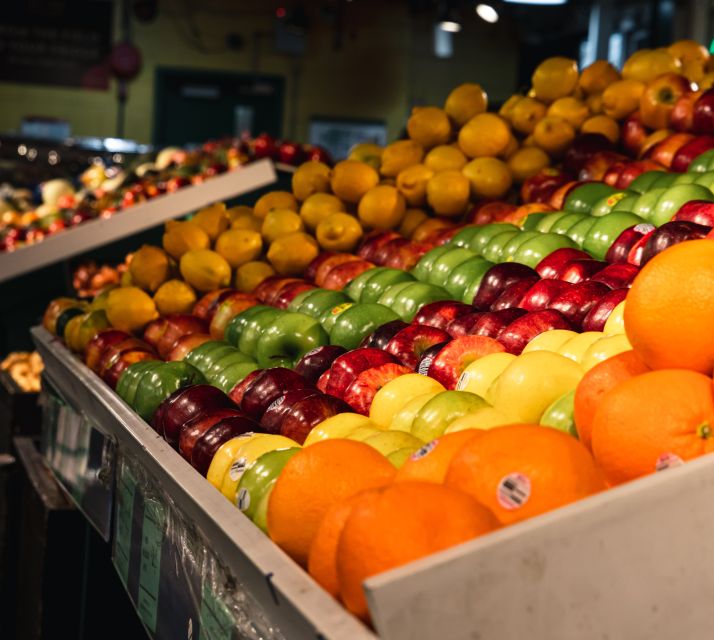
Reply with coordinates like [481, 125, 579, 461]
[158, 314, 210, 357]
[579, 151, 627, 182]
[415, 341, 451, 375]
[253, 133, 279, 160]
[621, 111, 648, 156]
[167, 333, 212, 361]
[692, 88, 714, 135]
[315, 255, 361, 287]
[316, 369, 331, 393]
[103, 350, 159, 389]
[563, 133, 615, 177]
[414, 300, 473, 331]
[472, 263, 540, 310]
[535, 247, 591, 279]
[498, 309, 574, 355]
[670, 91, 700, 132]
[589, 264, 639, 289]
[272, 281, 316, 310]
[459, 308, 527, 339]
[670, 135, 714, 172]
[278, 141, 306, 165]
[294, 345, 348, 385]
[641, 220, 711, 265]
[581, 289, 629, 332]
[85, 329, 131, 373]
[646, 132, 695, 168]
[384, 241, 431, 271]
[548, 281, 612, 326]
[627, 229, 657, 266]
[322, 259, 374, 291]
[606, 224, 656, 264]
[445, 312, 486, 338]
[615, 160, 664, 189]
[227, 369, 262, 406]
[357, 231, 401, 262]
[305, 251, 338, 281]
[490, 277, 539, 311]
[427, 335, 505, 390]
[280, 394, 352, 444]
[673, 200, 714, 226]
[343, 363, 412, 415]
[192, 288, 237, 321]
[260, 388, 322, 434]
[372, 238, 411, 266]
[98, 338, 156, 383]
[520, 168, 569, 204]
[518, 279, 572, 312]
[255, 277, 302, 305]
[548, 181, 581, 210]
[191, 415, 263, 475]
[639, 73, 692, 130]
[358, 319, 409, 349]
[559, 259, 609, 284]
[385, 325, 452, 370]
[240, 367, 314, 419]
[325, 348, 398, 397]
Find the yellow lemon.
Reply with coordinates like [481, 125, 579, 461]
[533, 116, 576, 157]
[532, 57, 579, 103]
[230, 213, 262, 232]
[507, 147, 551, 183]
[261, 209, 304, 244]
[300, 193, 346, 230]
[106, 287, 159, 332]
[316, 213, 364, 252]
[602, 79, 645, 119]
[226, 205, 254, 224]
[396, 164, 434, 207]
[426, 170, 470, 217]
[348, 143, 383, 170]
[63, 313, 86, 353]
[357, 185, 406, 229]
[192, 203, 229, 241]
[547, 96, 590, 129]
[581, 115, 620, 144]
[379, 140, 425, 177]
[330, 160, 379, 203]
[254, 191, 298, 219]
[162, 221, 210, 260]
[291, 161, 331, 201]
[444, 83, 488, 127]
[622, 48, 681, 83]
[407, 106, 452, 149]
[462, 157, 513, 199]
[129, 245, 172, 293]
[267, 232, 319, 276]
[498, 94, 523, 122]
[668, 39, 709, 67]
[235, 261, 275, 293]
[579, 60, 621, 95]
[500, 133, 519, 159]
[153, 279, 197, 315]
[586, 93, 604, 114]
[399, 208, 429, 238]
[510, 97, 548, 134]
[424, 145, 467, 173]
[458, 113, 511, 158]
[179, 249, 232, 292]
[215, 229, 263, 268]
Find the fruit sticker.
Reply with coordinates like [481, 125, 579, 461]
[497, 472, 531, 510]
[455, 371, 469, 390]
[330, 302, 353, 316]
[410, 440, 439, 461]
[418, 355, 436, 376]
[265, 395, 285, 415]
[605, 192, 627, 207]
[655, 452, 684, 472]
[236, 487, 251, 511]
[229, 457, 249, 482]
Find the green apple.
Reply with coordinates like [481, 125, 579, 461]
[631, 187, 667, 220]
[486, 351, 582, 423]
[466, 223, 519, 253]
[298, 289, 350, 318]
[238, 307, 284, 357]
[377, 280, 416, 309]
[650, 172, 679, 189]
[411, 245, 452, 281]
[582, 211, 645, 259]
[344, 267, 384, 301]
[236, 447, 300, 520]
[693, 170, 714, 192]
[689, 150, 714, 173]
[411, 390, 488, 442]
[521, 212, 549, 230]
[535, 211, 570, 232]
[610, 194, 639, 212]
[564, 217, 597, 246]
[224, 304, 273, 347]
[287, 289, 315, 312]
[450, 225, 483, 248]
[255, 312, 330, 369]
[252, 479, 275, 533]
[549, 212, 587, 235]
[319, 302, 354, 334]
[363, 431, 424, 456]
[444, 257, 494, 301]
[427, 247, 476, 286]
[628, 170, 666, 193]
[649, 184, 714, 227]
[184, 341, 236, 373]
[539, 390, 577, 437]
[204, 350, 254, 382]
[391, 282, 451, 322]
[590, 191, 631, 217]
[564, 182, 616, 214]
[512, 233, 578, 268]
[361, 269, 415, 303]
[481, 230, 521, 262]
[329, 303, 399, 350]
[671, 173, 698, 185]
[213, 361, 259, 393]
[500, 231, 541, 262]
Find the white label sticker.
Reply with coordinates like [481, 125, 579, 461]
[410, 440, 439, 461]
[655, 452, 684, 472]
[229, 457, 248, 481]
[455, 371, 469, 390]
[497, 472, 531, 510]
[417, 355, 435, 376]
[265, 395, 285, 415]
[236, 487, 251, 511]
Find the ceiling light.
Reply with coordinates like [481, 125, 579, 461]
[503, 0, 567, 5]
[476, 4, 499, 23]
[439, 19, 462, 32]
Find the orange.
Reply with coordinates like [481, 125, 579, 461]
[426, 171, 471, 217]
[625, 240, 714, 374]
[458, 113, 511, 158]
[336, 481, 497, 621]
[394, 429, 484, 483]
[591, 369, 714, 485]
[267, 439, 395, 566]
[424, 145, 467, 173]
[547, 96, 589, 129]
[399, 208, 429, 238]
[531, 57, 579, 103]
[507, 147, 551, 183]
[444, 83, 488, 127]
[602, 79, 646, 119]
[292, 161, 331, 201]
[445, 424, 605, 525]
[253, 191, 298, 219]
[579, 60, 621, 95]
[358, 185, 406, 229]
[307, 491, 377, 598]
[396, 164, 434, 206]
[462, 157, 513, 199]
[573, 351, 651, 451]
[330, 160, 380, 203]
[407, 106, 452, 149]
[622, 48, 682, 83]
[510, 97, 547, 135]
[380, 140, 425, 177]
[581, 115, 620, 144]
[533, 116, 575, 157]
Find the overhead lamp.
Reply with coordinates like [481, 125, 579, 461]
[439, 19, 462, 32]
[476, 4, 499, 23]
[438, 4, 462, 32]
[503, 0, 567, 5]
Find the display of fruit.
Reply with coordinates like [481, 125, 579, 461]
[1, 351, 43, 392]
